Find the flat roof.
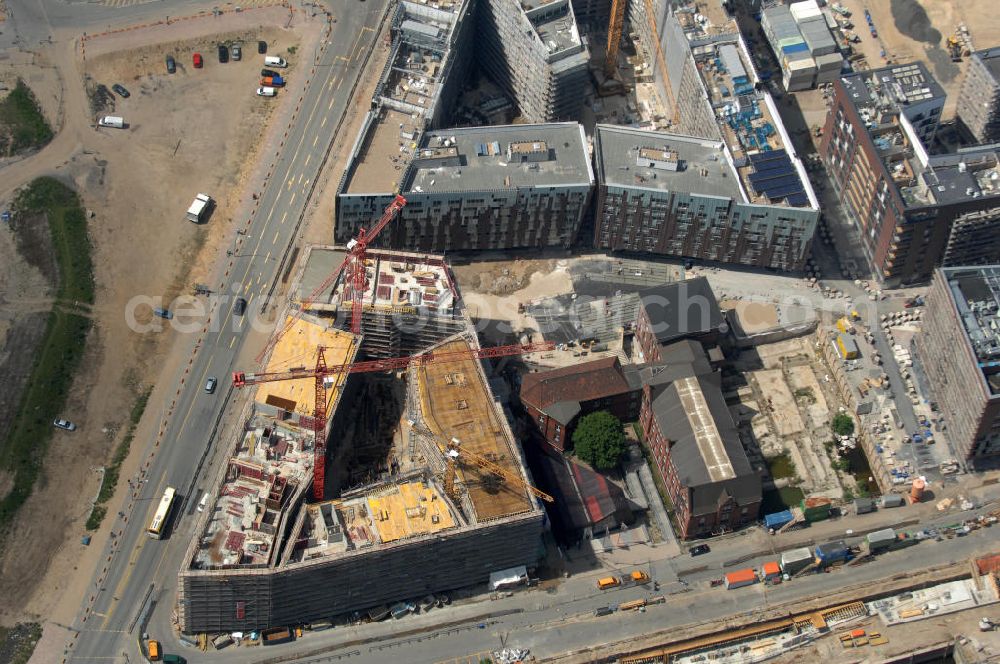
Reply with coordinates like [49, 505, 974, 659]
[406, 123, 593, 194]
[531, 3, 581, 55]
[416, 337, 533, 519]
[595, 125, 742, 199]
[973, 47, 1000, 84]
[255, 317, 359, 417]
[841, 62, 946, 113]
[344, 108, 419, 195]
[940, 265, 1000, 395]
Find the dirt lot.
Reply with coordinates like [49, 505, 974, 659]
[0, 8, 321, 628]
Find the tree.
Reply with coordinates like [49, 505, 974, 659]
[831, 412, 855, 437]
[572, 411, 626, 471]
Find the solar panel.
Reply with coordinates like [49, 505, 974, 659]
[786, 193, 809, 206]
[749, 174, 799, 191]
[765, 183, 806, 199]
[749, 162, 792, 177]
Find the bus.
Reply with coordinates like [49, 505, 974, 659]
[147, 486, 176, 539]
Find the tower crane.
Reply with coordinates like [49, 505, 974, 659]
[604, 0, 678, 119]
[254, 195, 407, 365]
[434, 435, 554, 504]
[232, 341, 555, 499]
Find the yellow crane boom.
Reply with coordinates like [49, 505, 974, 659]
[437, 437, 554, 503]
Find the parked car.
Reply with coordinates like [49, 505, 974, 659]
[258, 40, 268, 54]
[264, 55, 287, 68]
[260, 68, 279, 78]
[205, 377, 218, 393]
[193, 52, 203, 68]
[231, 44, 242, 61]
[111, 83, 130, 98]
[689, 544, 711, 557]
[217, 44, 228, 63]
[233, 297, 247, 315]
[165, 55, 176, 74]
[53, 419, 77, 431]
[256, 86, 276, 97]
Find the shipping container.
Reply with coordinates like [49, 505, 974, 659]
[781, 547, 814, 574]
[790, 0, 823, 21]
[880, 494, 905, 508]
[801, 496, 833, 522]
[761, 561, 781, 579]
[725, 568, 758, 589]
[866, 528, 896, 552]
[853, 497, 876, 514]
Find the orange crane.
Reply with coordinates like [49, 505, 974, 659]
[605, 0, 627, 77]
[232, 341, 555, 499]
[254, 195, 407, 365]
[436, 435, 554, 504]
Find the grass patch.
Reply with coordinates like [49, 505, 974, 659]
[0, 622, 43, 664]
[760, 486, 805, 515]
[0, 179, 93, 536]
[792, 387, 815, 403]
[86, 387, 151, 531]
[0, 80, 54, 156]
[766, 452, 796, 480]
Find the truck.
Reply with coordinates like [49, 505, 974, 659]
[390, 601, 416, 619]
[598, 576, 620, 590]
[260, 75, 285, 87]
[630, 570, 651, 584]
[211, 633, 234, 649]
[814, 540, 850, 565]
[618, 598, 647, 611]
[261, 626, 295, 646]
[98, 116, 125, 128]
[186, 193, 212, 223]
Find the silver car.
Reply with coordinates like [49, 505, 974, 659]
[53, 419, 77, 431]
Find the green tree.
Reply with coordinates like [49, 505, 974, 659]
[572, 411, 626, 471]
[831, 412, 855, 437]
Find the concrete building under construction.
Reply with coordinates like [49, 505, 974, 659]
[177, 252, 546, 633]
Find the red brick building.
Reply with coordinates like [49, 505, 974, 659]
[520, 357, 640, 451]
[637, 342, 761, 539]
[634, 277, 724, 364]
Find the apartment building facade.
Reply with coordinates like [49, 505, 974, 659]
[821, 64, 1000, 285]
[957, 47, 1000, 145]
[916, 266, 1000, 462]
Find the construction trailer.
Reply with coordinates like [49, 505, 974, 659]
[780, 547, 813, 575]
[725, 568, 758, 589]
[814, 540, 850, 565]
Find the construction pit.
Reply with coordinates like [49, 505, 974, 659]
[178, 249, 546, 633]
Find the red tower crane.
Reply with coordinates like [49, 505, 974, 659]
[233, 340, 555, 499]
[254, 195, 407, 365]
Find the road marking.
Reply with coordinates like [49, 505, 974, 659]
[244, 280, 252, 293]
[287, 178, 294, 191]
[230, 336, 236, 349]
[304, 153, 312, 167]
[257, 273, 263, 285]
[273, 230, 280, 244]
[320, 115, 328, 128]
[280, 211, 288, 225]
[328, 97, 335, 110]
[289, 192, 296, 206]
[313, 135, 319, 147]
[266, 250, 272, 261]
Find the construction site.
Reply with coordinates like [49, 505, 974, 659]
[177, 203, 549, 633]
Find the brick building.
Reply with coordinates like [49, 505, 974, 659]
[638, 342, 761, 538]
[520, 357, 640, 451]
[821, 63, 1000, 286]
[634, 277, 725, 364]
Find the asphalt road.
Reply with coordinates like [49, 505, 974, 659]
[156, 503, 999, 663]
[27, 0, 392, 660]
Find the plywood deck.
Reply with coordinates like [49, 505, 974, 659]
[255, 316, 359, 416]
[367, 482, 456, 543]
[417, 339, 532, 520]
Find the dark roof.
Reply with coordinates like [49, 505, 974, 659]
[536, 454, 632, 532]
[650, 372, 760, 515]
[520, 357, 633, 424]
[639, 277, 723, 344]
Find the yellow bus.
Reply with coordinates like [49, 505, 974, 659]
[147, 486, 176, 539]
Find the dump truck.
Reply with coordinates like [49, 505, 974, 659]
[260, 75, 285, 87]
[261, 626, 295, 645]
[186, 193, 212, 223]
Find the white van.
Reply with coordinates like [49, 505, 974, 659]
[256, 86, 277, 97]
[197, 492, 210, 512]
[98, 116, 125, 128]
[263, 55, 287, 68]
